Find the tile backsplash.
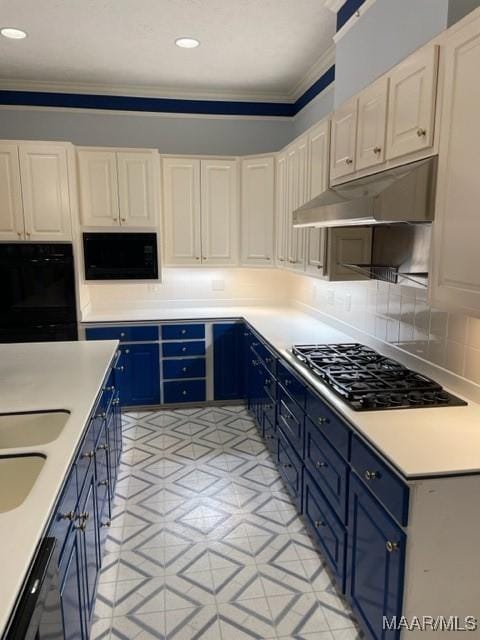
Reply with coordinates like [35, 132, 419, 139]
[288, 272, 480, 385]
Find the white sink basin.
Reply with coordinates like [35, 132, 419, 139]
[0, 455, 46, 513]
[0, 411, 69, 449]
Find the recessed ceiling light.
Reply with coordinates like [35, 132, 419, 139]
[175, 37, 200, 49]
[1, 27, 28, 40]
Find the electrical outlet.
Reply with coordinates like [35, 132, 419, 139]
[212, 279, 225, 291]
[345, 293, 352, 312]
[327, 290, 335, 305]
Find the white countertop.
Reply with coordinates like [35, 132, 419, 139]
[0, 340, 118, 638]
[83, 304, 480, 480]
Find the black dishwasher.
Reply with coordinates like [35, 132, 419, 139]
[6, 537, 63, 640]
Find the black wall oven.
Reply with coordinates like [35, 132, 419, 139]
[0, 243, 77, 343]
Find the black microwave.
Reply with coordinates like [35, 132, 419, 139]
[83, 232, 158, 280]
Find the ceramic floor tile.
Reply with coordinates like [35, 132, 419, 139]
[92, 405, 358, 640]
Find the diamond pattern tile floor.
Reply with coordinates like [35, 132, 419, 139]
[92, 405, 362, 640]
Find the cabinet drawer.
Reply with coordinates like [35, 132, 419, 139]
[278, 388, 304, 454]
[278, 361, 306, 409]
[306, 391, 350, 459]
[303, 470, 346, 591]
[305, 417, 349, 524]
[163, 357, 206, 380]
[351, 435, 409, 526]
[161, 323, 205, 340]
[278, 430, 303, 511]
[164, 380, 206, 403]
[162, 341, 206, 357]
[85, 325, 158, 342]
[262, 368, 277, 401]
[251, 339, 276, 375]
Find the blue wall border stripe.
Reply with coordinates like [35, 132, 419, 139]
[336, 0, 367, 31]
[0, 65, 334, 118]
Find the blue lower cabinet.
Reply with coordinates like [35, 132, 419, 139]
[60, 529, 86, 640]
[306, 391, 350, 460]
[50, 469, 78, 568]
[277, 430, 303, 511]
[277, 388, 305, 455]
[346, 473, 406, 640]
[164, 379, 206, 404]
[79, 468, 100, 627]
[303, 470, 347, 592]
[263, 410, 278, 459]
[213, 323, 245, 400]
[95, 420, 110, 523]
[120, 343, 160, 406]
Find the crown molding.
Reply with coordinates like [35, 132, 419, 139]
[324, 0, 345, 12]
[0, 79, 292, 104]
[288, 44, 336, 102]
[333, 0, 377, 42]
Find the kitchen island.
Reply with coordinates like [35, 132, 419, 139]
[0, 340, 118, 639]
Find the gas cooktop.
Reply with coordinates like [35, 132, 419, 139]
[292, 343, 467, 411]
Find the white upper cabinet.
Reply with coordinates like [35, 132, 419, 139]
[356, 77, 389, 170]
[0, 143, 24, 241]
[78, 148, 158, 228]
[330, 97, 358, 180]
[200, 159, 238, 266]
[430, 14, 480, 315]
[0, 142, 72, 242]
[117, 152, 158, 227]
[162, 157, 238, 267]
[306, 119, 330, 276]
[162, 157, 201, 266]
[275, 153, 288, 266]
[386, 45, 439, 161]
[286, 142, 306, 271]
[19, 144, 72, 241]
[78, 150, 119, 226]
[240, 156, 274, 266]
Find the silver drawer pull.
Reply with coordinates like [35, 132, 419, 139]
[115, 365, 124, 372]
[75, 520, 87, 532]
[101, 520, 112, 528]
[97, 443, 109, 451]
[61, 511, 77, 521]
[82, 450, 95, 460]
[318, 417, 328, 425]
[80, 511, 90, 521]
[386, 541, 400, 553]
[283, 463, 292, 469]
[316, 461, 327, 469]
[364, 470, 379, 481]
[315, 520, 326, 528]
[98, 479, 109, 487]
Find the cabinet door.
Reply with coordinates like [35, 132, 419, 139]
[356, 77, 389, 170]
[79, 469, 100, 629]
[213, 323, 245, 400]
[430, 16, 480, 315]
[117, 151, 158, 228]
[78, 149, 119, 227]
[0, 143, 24, 241]
[240, 156, 274, 265]
[306, 120, 329, 277]
[19, 144, 72, 240]
[286, 144, 305, 271]
[386, 45, 439, 160]
[123, 343, 160, 406]
[347, 473, 405, 640]
[60, 532, 86, 640]
[162, 157, 201, 265]
[330, 97, 358, 180]
[201, 159, 239, 266]
[327, 227, 372, 281]
[275, 153, 288, 266]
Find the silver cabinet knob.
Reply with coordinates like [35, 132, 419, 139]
[82, 450, 95, 460]
[316, 461, 327, 469]
[61, 511, 77, 521]
[80, 511, 90, 521]
[182, 367, 188, 373]
[120, 332, 125, 337]
[315, 520, 326, 528]
[202, 256, 207, 260]
[97, 443, 109, 451]
[182, 390, 187, 396]
[364, 470, 379, 481]
[101, 520, 112, 528]
[17, 232, 22, 238]
[386, 541, 399, 553]
[283, 463, 292, 469]
[98, 479, 109, 487]
[417, 128, 427, 137]
[181, 346, 187, 352]
[373, 146, 382, 154]
[125, 349, 130, 354]
[318, 417, 328, 425]
[75, 520, 87, 532]
[195, 257, 200, 260]
[181, 329, 186, 335]
[345, 158, 353, 165]
[121, 217, 126, 222]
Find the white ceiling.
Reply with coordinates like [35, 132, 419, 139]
[0, 0, 336, 101]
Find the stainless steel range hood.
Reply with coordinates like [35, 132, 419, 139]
[293, 156, 438, 228]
